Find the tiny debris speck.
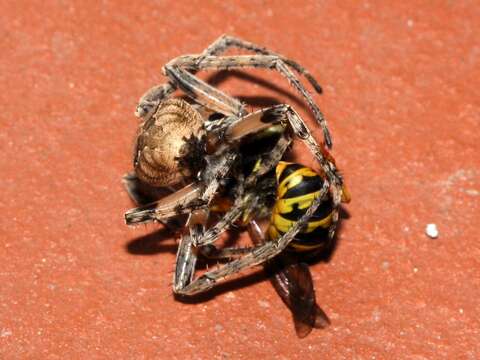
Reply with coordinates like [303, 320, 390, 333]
[425, 223, 439, 239]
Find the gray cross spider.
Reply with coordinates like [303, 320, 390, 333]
[123, 35, 348, 308]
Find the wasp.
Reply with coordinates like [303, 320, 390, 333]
[244, 161, 350, 337]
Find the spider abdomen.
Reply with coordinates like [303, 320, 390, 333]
[134, 98, 205, 187]
[267, 162, 334, 252]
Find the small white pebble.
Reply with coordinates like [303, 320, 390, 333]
[465, 189, 479, 196]
[1, 328, 12, 337]
[371, 308, 382, 322]
[257, 300, 270, 308]
[224, 291, 236, 300]
[425, 224, 439, 239]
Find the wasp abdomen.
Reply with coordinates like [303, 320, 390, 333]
[268, 162, 333, 252]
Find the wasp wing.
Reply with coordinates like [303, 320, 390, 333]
[268, 259, 330, 338]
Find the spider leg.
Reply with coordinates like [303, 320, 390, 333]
[168, 55, 332, 148]
[173, 183, 328, 295]
[248, 220, 329, 337]
[174, 231, 198, 293]
[124, 183, 202, 225]
[122, 172, 184, 230]
[136, 82, 177, 119]
[221, 104, 340, 187]
[135, 35, 246, 119]
[193, 125, 292, 248]
[282, 105, 343, 240]
[194, 200, 245, 246]
[122, 172, 177, 206]
[197, 35, 323, 93]
[125, 148, 238, 225]
[200, 151, 238, 203]
[163, 64, 246, 117]
[198, 244, 257, 259]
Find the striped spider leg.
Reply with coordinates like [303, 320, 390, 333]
[136, 35, 330, 147]
[164, 53, 332, 147]
[173, 180, 328, 295]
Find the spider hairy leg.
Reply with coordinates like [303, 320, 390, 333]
[136, 82, 177, 119]
[174, 232, 198, 293]
[199, 244, 257, 259]
[173, 185, 328, 295]
[163, 64, 246, 117]
[168, 54, 332, 148]
[198, 34, 323, 94]
[124, 183, 201, 225]
[192, 123, 292, 248]
[282, 106, 344, 240]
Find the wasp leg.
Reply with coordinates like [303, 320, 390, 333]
[173, 184, 328, 295]
[196, 35, 323, 94]
[168, 55, 331, 148]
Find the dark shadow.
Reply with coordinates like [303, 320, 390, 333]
[339, 206, 351, 220]
[174, 269, 268, 303]
[126, 227, 177, 255]
[205, 70, 314, 111]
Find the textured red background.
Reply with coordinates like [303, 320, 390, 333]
[1, 1, 479, 359]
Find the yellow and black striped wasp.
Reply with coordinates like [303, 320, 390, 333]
[246, 160, 350, 337]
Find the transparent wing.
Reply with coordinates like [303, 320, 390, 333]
[269, 259, 330, 338]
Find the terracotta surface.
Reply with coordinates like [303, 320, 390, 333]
[1, 1, 479, 359]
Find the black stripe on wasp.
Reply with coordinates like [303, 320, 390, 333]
[123, 36, 350, 337]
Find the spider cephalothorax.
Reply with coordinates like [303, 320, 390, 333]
[123, 35, 349, 337]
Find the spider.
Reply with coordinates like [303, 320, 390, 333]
[124, 35, 347, 303]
